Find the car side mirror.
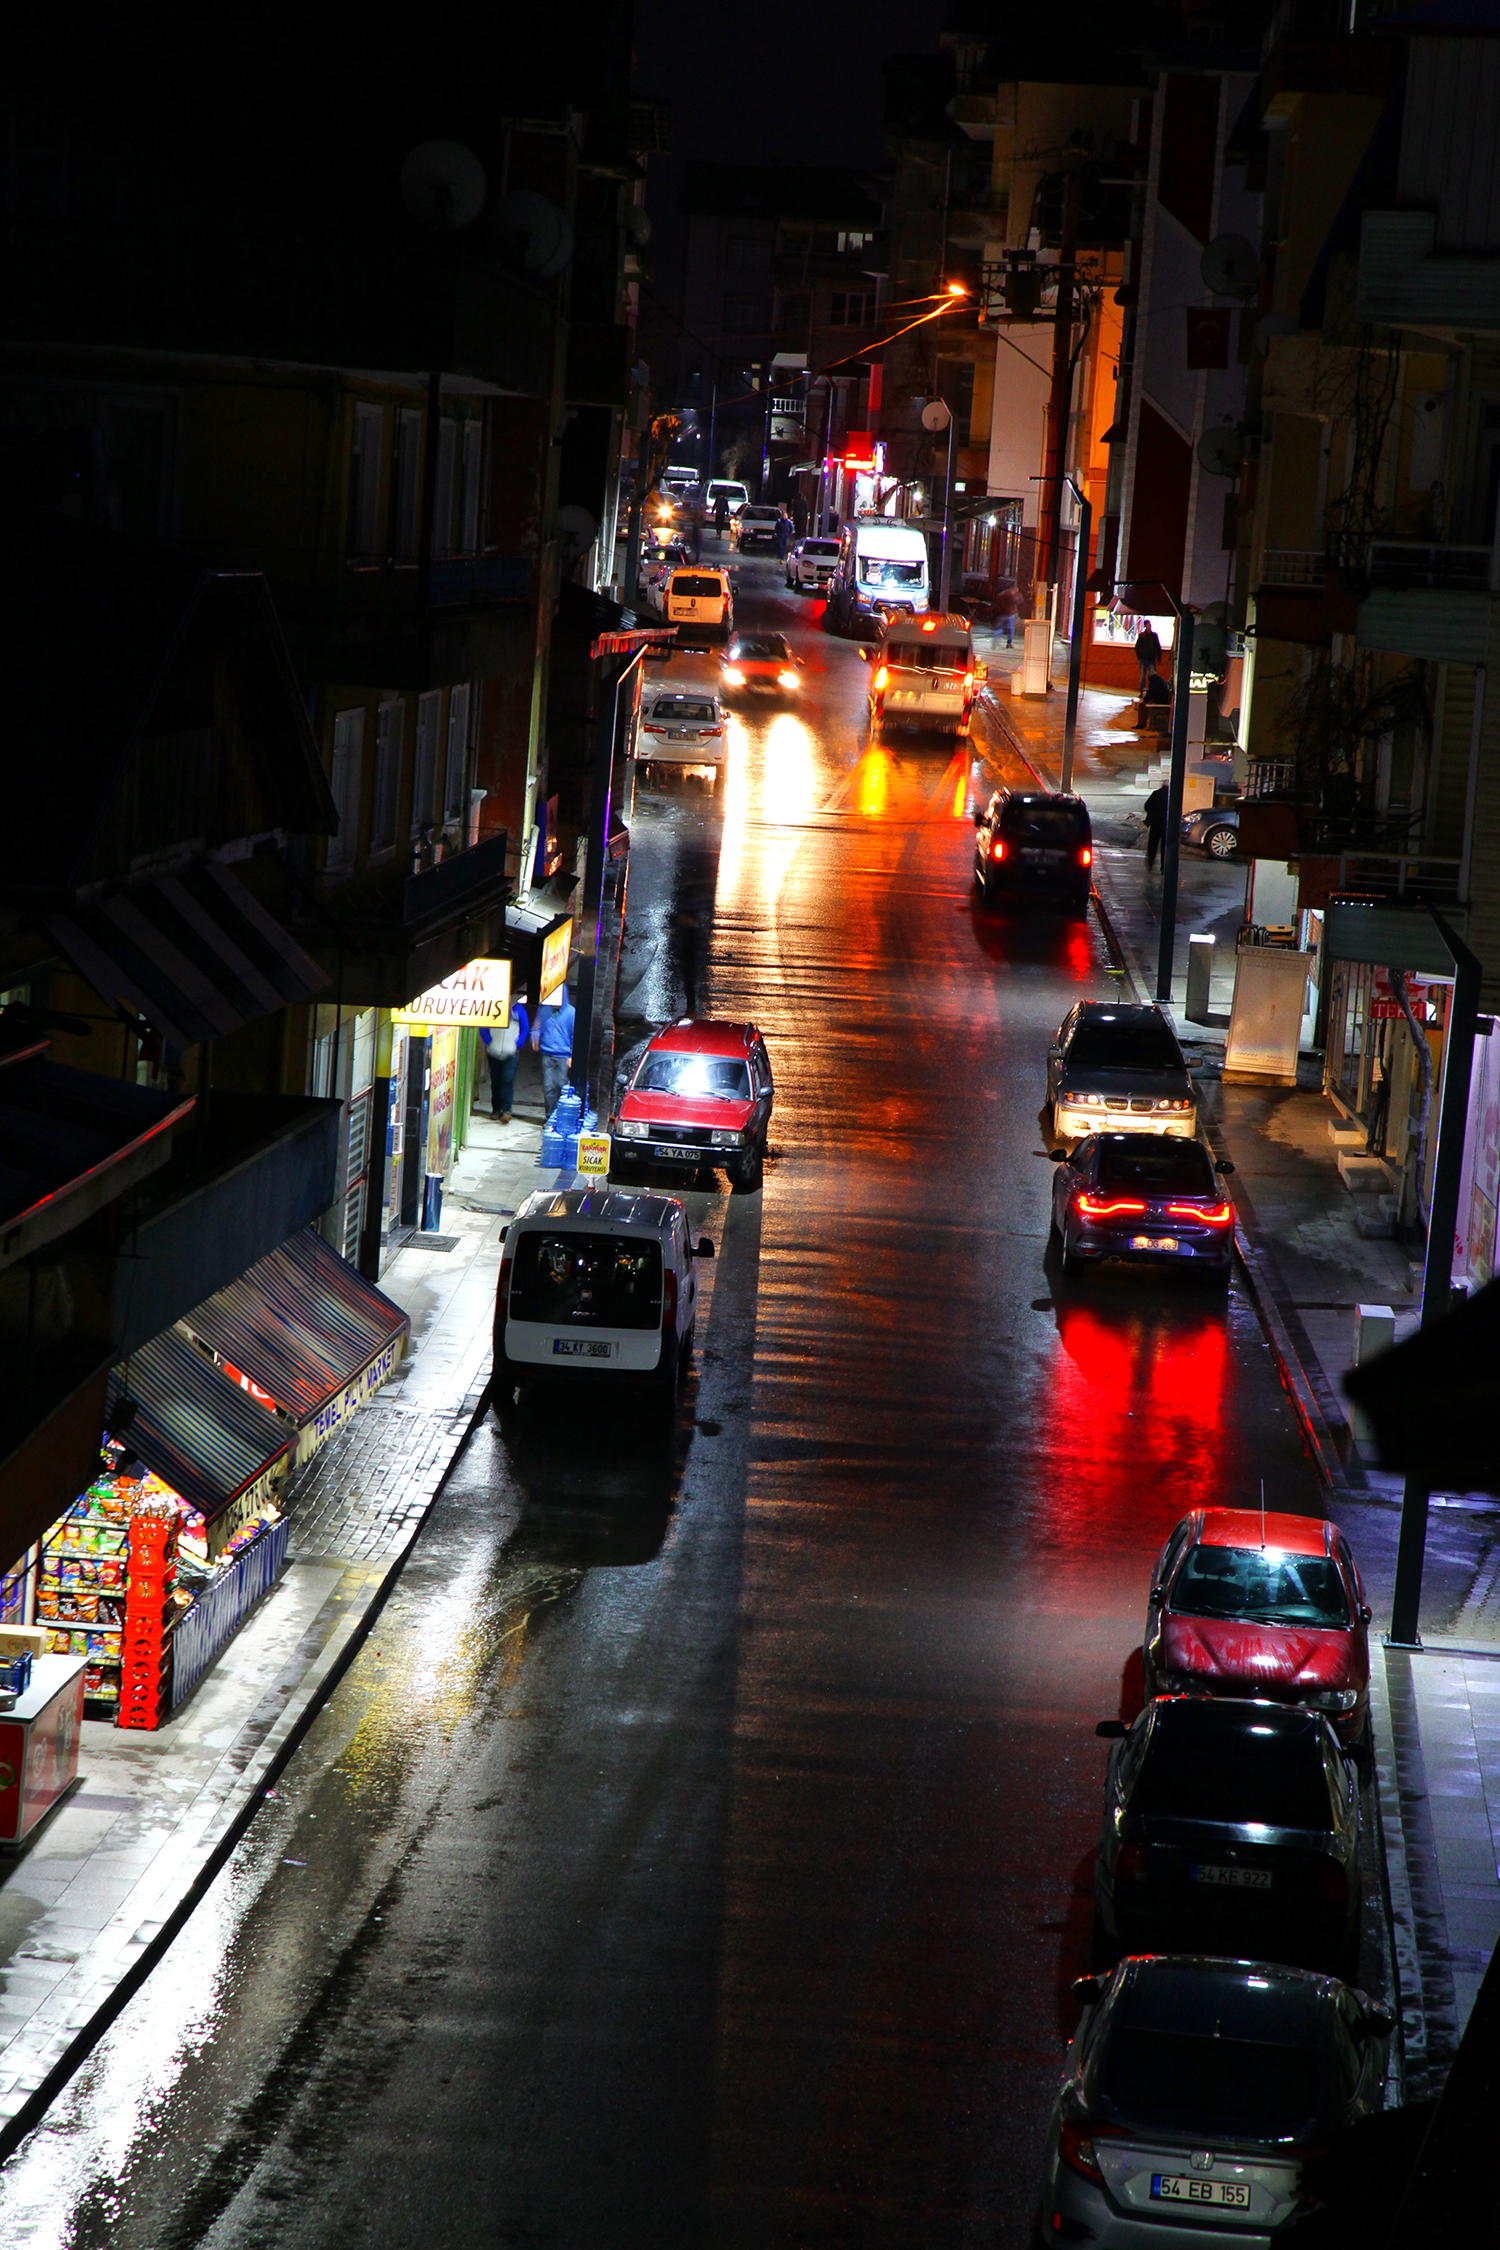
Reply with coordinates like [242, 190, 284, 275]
[1050, 1150, 1069, 1163]
[1047, 1043, 1061, 1058]
[1215, 1157, 1235, 1176]
[1095, 1719, 1128, 1739]
[973, 808, 985, 827]
[1149, 1582, 1163, 1603]
[1357, 2005, 1395, 2041]
[693, 1237, 715, 1259]
[857, 646, 870, 662]
[1072, 1973, 1106, 2006]
[1360, 1604, 1373, 1624]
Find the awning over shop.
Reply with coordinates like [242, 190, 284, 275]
[1323, 899, 1469, 976]
[505, 895, 574, 1003]
[107, 1326, 289, 1540]
[47, 861, 329, 1053]
[0, 1045, 192, 1268]
[175, 1225, 409, 1465]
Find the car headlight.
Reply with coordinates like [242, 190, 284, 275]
[778, 670, 799, 689]
[1307, 1688, 1360, 1714]
[1061, 1090, 1105, 1109]
[710, 1129, 745, 1148]
[721, 666, 745, 686]
[1156, 1671, 1192, 1696]
[615, 1120, 648, 1140]
[1155, 1097, 1195, 1111]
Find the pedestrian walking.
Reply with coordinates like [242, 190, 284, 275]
[775, 505, 793, 561]
[994, 576, 1021, 649]
[1142, 781, 1170, 872]
[533, 992, 577, 1117]
[714, 494, 729, 539]
[479, 995, 529, 1124]
[1134, 621, 1164, 696]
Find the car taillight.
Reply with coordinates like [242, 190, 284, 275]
[1078, 846, 1092, 866]
[1168, 1200, 1234, 1225]
[1313, 1860, 1347, 1905]
[964, 670, 975, 690]
[661, 1268, 678, 1337]
[874, 666, 888, 690]
[1076, 1194, 1147, 1219]
[644, 723, 665, 734]
[991, 838, 1005, 861]
[1058, 2119, 1120, 2183]
[1114, 1841, 1149, 1882]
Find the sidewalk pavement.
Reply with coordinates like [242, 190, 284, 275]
[0, 1083, 560, 2152]
[971, 644, 1500, 2102]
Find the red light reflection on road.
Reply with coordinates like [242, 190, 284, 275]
[1043, 1304, 1228, 1554]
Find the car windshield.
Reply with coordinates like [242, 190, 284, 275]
[1002, 798, 1090, 845]
[671, 575, 725, 598]
[1101, 2027, 1321, 2138]
[886, 640, 965, 671]
[1172, 1545, 1351, 1628]
[1133, 1722, 1334, 1830]
[1097, 1142, 1216, 1195]
[649, 699, 716, 723]
[1069, 1018, 1181, 1071]
[741, 509, 778, 522]
[803, 539, 839, 556]
[730, 636, 790, 660]
[508, 1232, 663, 1331]
[633, 1052, 752, 1101]
[859, 555, 924, 586]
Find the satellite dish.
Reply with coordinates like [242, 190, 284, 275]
[492, 190, 575, 280]
[1253, 312, 1301, 358]
[1196, 423, 1244, 479]
[1200, 234, 1259, 300]
[555, 505, 598, 559]
[399, 141, 487, 233]
[921, 400, 952, 433]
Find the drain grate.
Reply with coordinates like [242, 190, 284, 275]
[403, 1233, 460, 1252]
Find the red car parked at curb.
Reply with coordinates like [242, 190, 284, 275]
[1142, 1508, 1373, 1749]
[611, 1018, 773, 1193]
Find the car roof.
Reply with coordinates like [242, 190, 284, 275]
[1076, 1002, 1169, 1026]
[887, 612, 970, 638]
[646, 1018, 755, 1056]
[1113, 1955, 1332, 2042]
[1147, 1695, 1326, 1752]
[1197, 1508, 1333, 1558]
[511, 1188, 683, 1231]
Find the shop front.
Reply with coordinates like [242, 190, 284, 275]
[392, 956, 515, 1232]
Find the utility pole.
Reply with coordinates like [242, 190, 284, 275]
[1155, 598, 1194, 1005]
[1040, 159, 1083, 592]
[1061, 476, 1092, 794]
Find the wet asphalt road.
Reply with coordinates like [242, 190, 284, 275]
[0, 552, 1339, 2248]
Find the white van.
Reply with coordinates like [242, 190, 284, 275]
[860, 614, 987, 736]
[704, 479, 750, 520]
[663, 565, 734, 640]
[825, 517, 931, 637]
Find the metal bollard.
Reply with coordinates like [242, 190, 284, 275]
[1349, 1303, 1395, 1454]
[1185, 932, 1215, 1024]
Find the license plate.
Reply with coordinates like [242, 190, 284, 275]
[1152, 2176, 1250, 2209]
[670, 730, 689, 739]
[652, 1144, 699, 1161]
[1130, 1235, 1179, 1252]
[552, 1339, 613, 1359]
[1191, 1863, 1272, 1889]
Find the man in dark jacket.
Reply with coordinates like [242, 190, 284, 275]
[1134, 622, 1164, 694]
[1142, 781, 1170, 872]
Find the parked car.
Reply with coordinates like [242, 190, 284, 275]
[1143, 1508, 1374, 1747]
[1093, 1697, 1362, 1973]
[787, 535, 840, 591]
[731, 504, 782, 553]
[612, 1019, 773, 1192]
[1050, 1132, 1235, 1280]
[720, 633, 801, 698]
[823, 517, 930, 636]
[637, 692, 727, 786]
[975, 788, 1091, 905]
[1036, 1954, 1391, 2246]
[1182, 805, 1240, 859]
[703, 478, 750, 520]
[493, 1189, 714, 1424]
[662, 565, 734, 641]
[1046, 1003, 1196, 1148]
[860, 614, 985, 736]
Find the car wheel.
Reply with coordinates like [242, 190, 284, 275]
[729, 1137, 764, 1192]
[1205, 823, 1239, 859]
[493, 1363, 524, 1427]
[1062, 1228, 1084, 1277]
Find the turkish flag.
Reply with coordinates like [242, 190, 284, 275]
[1185, 307, 1232, 369]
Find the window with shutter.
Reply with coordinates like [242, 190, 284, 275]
[370, 698, 404, 853]
[459, 421, 482, 553]
[444, 684, 471, 823]
[341, 1087, 373, 1263]
[347, 404, 384, 559]
[433, 420, 456, 559]
[328, 708, 364, 868]
[391, 408, 422, 560]
[412, 691, 442, 835]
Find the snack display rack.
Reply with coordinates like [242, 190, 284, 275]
[35, 1464, 139, 1714]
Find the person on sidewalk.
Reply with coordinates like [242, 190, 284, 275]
[1142, 781, 1170, 872]
[714, 494, 729, 540]
[479, 995, 529, 1123]
[534, 991, 577, 1117]
[1134, 622, 1164, 695]
[775, 505, 793, 561]
[994, 577, 1020, 649]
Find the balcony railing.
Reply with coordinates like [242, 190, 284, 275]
[1365, 541, 1491, 592]
[1258, 549, 1326, 589]
[1245, 758, 1297, 798]
[1333, 851, 1461, 905]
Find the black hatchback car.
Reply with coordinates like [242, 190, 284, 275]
[1051, 1132, 1235, 1279]
[1093, 1697, 1361, 1975]
[974, 789, 1091, 908]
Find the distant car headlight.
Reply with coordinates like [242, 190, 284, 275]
[778, 670, 799, 689]
[721, 666, 745, 686]
[710, 1129, 745, 1147]
[615, 1120, 648, 1140]
[1307, 1687, 1360, 1714]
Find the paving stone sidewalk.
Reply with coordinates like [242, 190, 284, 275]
[0, 1094, 555, 2148]
[971, 648, 1500, 2095]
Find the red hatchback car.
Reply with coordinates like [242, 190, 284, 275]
[1142, 1508, 1373, 1748]
[611, 1019, 773, 1192]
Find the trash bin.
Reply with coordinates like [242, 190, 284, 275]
[421, 1171, 444, 1231]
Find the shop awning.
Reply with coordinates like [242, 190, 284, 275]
[175, 1225, 409, 1451]
[107, 1326, 289, 1529]
[1323, 899, 1468, 976]
[0, 1049, 192, 1268]
[47, 861, 329, 1054]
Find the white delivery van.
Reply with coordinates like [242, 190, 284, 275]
[824, 517, 932, 637]
[704, 479, 750, 520]
[662, 565, 734, 640]
[860, 614, 987, 736]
